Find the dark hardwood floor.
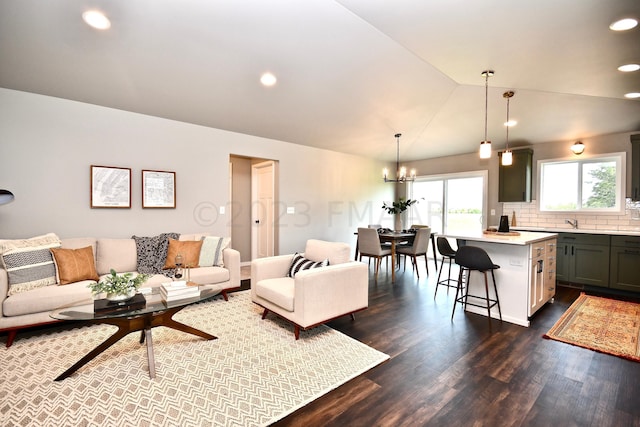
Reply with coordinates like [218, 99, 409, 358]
[273, 261, 640, 427]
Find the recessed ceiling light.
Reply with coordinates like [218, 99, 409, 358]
[609, 18, 638, 31]
[618, 64, 640, 72]
[504, 120, 517, 127]
[624, 92, 640, 99]
[82, 10, 111, 30]
[260, 72, 277, 87]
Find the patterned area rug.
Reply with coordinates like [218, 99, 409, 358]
[0, 291, 388, 426]
[544, 293, 640, 362]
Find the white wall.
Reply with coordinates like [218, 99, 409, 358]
[0, 89, 392, 256]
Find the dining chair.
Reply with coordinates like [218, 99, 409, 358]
[396, 227, 430, 278]
[369, 223, 392, 250]
[357, 227, 391, 281]
[410, 224, 439, 272]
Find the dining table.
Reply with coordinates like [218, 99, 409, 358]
[354, 230, 439, 283]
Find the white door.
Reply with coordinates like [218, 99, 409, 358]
[251, 161, 275, 259]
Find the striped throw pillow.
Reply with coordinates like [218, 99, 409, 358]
[199, 236, 231, 267]
[286, 253, 329, 278]
[0, 233, 61, 295]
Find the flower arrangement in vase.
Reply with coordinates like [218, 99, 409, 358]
[382, 198, 419, 231]
[88, 269, 150, 302]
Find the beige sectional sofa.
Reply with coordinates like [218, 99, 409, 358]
[0, 232, 240, 347]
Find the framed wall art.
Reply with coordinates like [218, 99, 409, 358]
[142, 170, 176, 208]
[90, 165, 132, 208]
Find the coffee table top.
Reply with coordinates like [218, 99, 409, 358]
[50, 286, 220, 321]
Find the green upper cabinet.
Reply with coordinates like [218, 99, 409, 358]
[499, 148, 533, 202]
[631, 134, 640, 201]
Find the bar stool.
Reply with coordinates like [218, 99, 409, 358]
[451, 245, 502, 327]
[434, 237, 458, 297]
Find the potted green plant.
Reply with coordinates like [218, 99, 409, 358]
[382, 198, 419, 231]
[88, 269, 150, 302]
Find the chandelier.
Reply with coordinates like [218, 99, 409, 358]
[383, 133, 415, 183]
[479, 70, 494, 159]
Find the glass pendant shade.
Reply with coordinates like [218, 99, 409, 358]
[501, 150, 513, 165]
[479, 141, 492, 159]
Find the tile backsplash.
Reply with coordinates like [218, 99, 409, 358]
[502, 198, 640, 233]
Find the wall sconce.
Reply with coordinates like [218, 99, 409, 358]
[571, 141, 585, 155]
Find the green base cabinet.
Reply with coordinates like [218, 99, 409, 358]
[556, 233, 610, 288]
[610, 236, 640, 292]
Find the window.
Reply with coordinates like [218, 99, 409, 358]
[410, 171, 488, 235]
[539, 153, 625, 212]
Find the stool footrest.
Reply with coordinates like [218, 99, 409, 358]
[455, 294, 499, 310]
[437, 278, 459, 287]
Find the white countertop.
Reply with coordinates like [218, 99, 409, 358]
[445, 231, 558, 245]
[512, 226, 640, 236]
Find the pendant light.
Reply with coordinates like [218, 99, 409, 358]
[383, 133, 416, 183]
[502, 90, 515, 166]
[479, 70, 494, 159]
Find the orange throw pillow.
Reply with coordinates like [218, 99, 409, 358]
[164, 239, 203, 269]
[50, 246, 99, 285]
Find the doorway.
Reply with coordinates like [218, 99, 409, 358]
[251, 160, 276, 259]
[411, 171, 487, 235]
[229, 155, 278, 265]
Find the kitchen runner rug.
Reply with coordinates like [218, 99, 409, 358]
[544, 293, 640, 362]
[0, 291, 389, 426]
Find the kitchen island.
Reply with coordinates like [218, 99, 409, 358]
[445, 231, 558, 327]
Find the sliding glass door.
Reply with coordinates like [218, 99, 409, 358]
[410, 171, 487, 235]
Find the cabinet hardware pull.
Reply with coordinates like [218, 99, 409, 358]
[571, 246, 574, 256]
[537, 259, 544, 273]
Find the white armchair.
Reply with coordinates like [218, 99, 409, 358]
[251, 239, 369, 339]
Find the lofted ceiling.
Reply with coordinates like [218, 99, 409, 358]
[1, 0, 639, 161]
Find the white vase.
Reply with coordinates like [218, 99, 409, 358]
[394, 214, 403, 232]
[106, 289, 136, 302]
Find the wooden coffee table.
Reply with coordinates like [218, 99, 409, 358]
[50, 286, 220, 381]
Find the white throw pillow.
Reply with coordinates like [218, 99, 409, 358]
[199, 236, 231, 267]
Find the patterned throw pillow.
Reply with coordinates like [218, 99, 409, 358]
[0, 233, 61, 295]
[286, 253, 329, 278]
[198, 236, 231, 267]
[132, 233, 180, 275]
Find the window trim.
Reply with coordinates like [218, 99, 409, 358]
[537, 152, 626, 214]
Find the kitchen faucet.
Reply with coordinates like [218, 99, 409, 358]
[566, 218, 578, 229]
